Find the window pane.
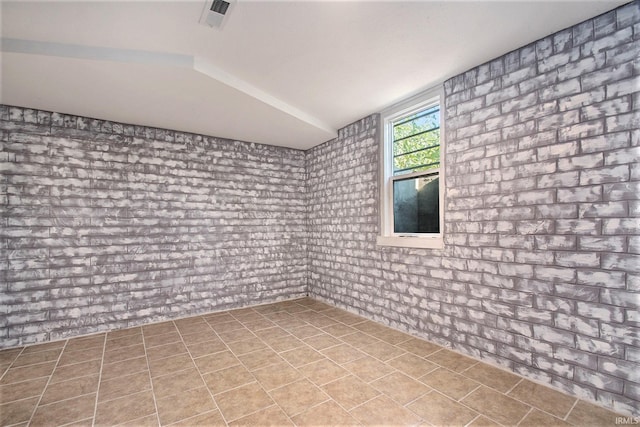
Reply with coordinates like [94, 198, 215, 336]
[392, 106, 440, 175]
[393, 106, 439, 140]
[393, 144, 440, 175]
[393, 173, 439, 234]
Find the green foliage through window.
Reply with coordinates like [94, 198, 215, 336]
[392, 106, 440, 175]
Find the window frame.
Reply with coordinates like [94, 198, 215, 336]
[377, 86, 445, 249]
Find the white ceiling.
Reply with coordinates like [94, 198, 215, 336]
[0, 1, 626, 150]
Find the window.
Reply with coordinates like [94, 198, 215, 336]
[377, 86, 444, 249]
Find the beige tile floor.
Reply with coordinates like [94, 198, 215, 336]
[0, 298, 625, 426]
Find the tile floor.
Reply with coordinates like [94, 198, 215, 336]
[0, 298, 624, 426]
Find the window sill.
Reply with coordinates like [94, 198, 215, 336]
[376, 235, 444, 249]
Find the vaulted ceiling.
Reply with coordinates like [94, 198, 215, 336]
[1, 1, 626, 149]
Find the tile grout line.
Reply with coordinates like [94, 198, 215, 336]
[25, 338, 70, 426]
[454, 383, 483, 402]
[58, 416, 94, 427]
[335, 325, 490, 425]
[161, 409, 224, 427]
[402, 387, 434, 409]
[115, 413, 160, 427]
[515, 406, 536, 426]
[409, 388, 486, 426]
[228, 304, 312, 426]
[176, 315, 232, 426]
[564, 398, 581, 421]
[464, 414, 483, 427]
[21, 389, 98, 407]
[365, 367, 433, 418]
[142, 325, 164, 427]
[259, 303, 362, 422]
[505, 377, 524, 393]
[88, 333, 108, 427]
[292, 308, 399, 423]
[0, 346, 27, 384]
[421, 360, 524, 425]
[220, 403, 280, 425]
[295, 362, 370, 425]
[415, 350, 579, 426]
[255, 301, 546, 425]
[284, 395, 334, 421]
[498, 386, 579, 425]
[448, 383, 531, 427]
[345, 393, 383, 413]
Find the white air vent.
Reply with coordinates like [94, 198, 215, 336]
[199, 0, 235, 29]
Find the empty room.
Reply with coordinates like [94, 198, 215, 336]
[1, 0, 639, 426]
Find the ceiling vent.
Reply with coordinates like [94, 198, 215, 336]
[199, 0, 235, 29]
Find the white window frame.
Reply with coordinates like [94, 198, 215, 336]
[376, 85, 445, 249]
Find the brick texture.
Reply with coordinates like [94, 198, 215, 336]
[307, 1, 639, 415]
[0, 107, 308, 347]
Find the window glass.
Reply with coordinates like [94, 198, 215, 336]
[393, 173, 440, 234]
[392, 106, 440, 175]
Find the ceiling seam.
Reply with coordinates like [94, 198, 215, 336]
[0, 37, 337, 138]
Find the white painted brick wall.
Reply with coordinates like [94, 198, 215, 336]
[307, 1, 639, 416]
[1, 107, 308, 347]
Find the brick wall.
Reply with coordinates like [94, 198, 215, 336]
[0, 106, 307, 348]
[307, 2, 639, 415]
